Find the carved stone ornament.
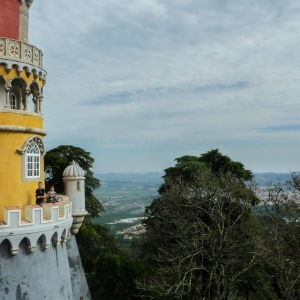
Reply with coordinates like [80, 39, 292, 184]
[17, 136, 45, 155]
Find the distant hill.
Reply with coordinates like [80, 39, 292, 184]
[253, 172, 295, 186]
[96, 171, 298, 186]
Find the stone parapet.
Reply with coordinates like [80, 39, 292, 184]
[0, 200, 73, 256]
[0, 37, 43, 68]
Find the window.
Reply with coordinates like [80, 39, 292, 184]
[10, 93, 17, 109]
[18, 136, 45, 182]
[25, 141, 40, 178]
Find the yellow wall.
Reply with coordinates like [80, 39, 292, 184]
[0, 109, 43, 128]
[0, 112, 45, 220]
[0, 64, 44, 88]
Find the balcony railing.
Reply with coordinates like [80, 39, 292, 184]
[0, 37, 43, 68]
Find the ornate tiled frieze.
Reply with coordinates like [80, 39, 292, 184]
[0, 37, 43, 68]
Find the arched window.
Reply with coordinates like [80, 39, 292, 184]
[18, 136, 45, 182]
[25, 141, 40, 178]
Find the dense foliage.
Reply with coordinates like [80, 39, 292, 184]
[44, 145, 104, 218]
[140, 170, 262, 299]
[76, 220, 148, 299]
[158, 149, 258, 205]
[138, 150, 300, 299]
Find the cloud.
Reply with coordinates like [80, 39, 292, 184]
[262, 124, 300, 132]
[28, 0, 300, 172]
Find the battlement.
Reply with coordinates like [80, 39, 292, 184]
[0, 200, 73, 256]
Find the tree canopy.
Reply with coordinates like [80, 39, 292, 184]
[158, 149, 257, 204]
[44, 145, 100, 193]
[139, 150, 266, 299]
[138, 150, 300, 299]
[140, 170, 263, 299]
[44, 145, 103, 218]
[159, 149, 252, 194]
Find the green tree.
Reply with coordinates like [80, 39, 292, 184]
[198, 149, 253, 180]
[158, 149, 254, 197]
[76, 220, 148, 300]
[257, 177, 300, 299]
[44, 145, 104, 218]
[140, 171, 263, 299]
[138, 150, 265, 299]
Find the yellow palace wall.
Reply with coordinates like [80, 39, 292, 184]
[0, 111, 45, 220]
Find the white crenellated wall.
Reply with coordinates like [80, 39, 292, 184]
[0, 200, 72, 255]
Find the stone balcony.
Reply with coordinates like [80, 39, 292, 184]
[0, 37, 43, 68]
[0, 199, 73, 256]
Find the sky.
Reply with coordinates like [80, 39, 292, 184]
[28, 0, 300, 173]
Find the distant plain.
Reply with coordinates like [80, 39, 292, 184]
[92, 172, 295, 236]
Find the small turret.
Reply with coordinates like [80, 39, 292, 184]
[63, 161, 88, 234]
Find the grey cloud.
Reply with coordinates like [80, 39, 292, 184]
[28, 0, 300, 172]
[82, 81, 248, 105]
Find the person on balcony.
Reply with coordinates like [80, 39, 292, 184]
[35, 181, 46, 206]
[46, 185, 59, 203]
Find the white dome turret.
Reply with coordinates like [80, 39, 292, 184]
[63, 161, 88, 234]
[63, 161, 85, 178]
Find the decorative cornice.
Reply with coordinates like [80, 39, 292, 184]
[0, 58, 46, 80]
[0, 125, 47, 136]
[0, 108, 44, 116]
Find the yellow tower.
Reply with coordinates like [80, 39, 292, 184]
[0, 0, 47, 219]
[0, 3, 90, 299]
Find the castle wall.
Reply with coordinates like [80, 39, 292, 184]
[0, 236, 91, 300]
[0, 238, 73, 300]
[68, 235, 91, 300]
[0, 0, 21, 40]
[0, 201, 92, 299]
